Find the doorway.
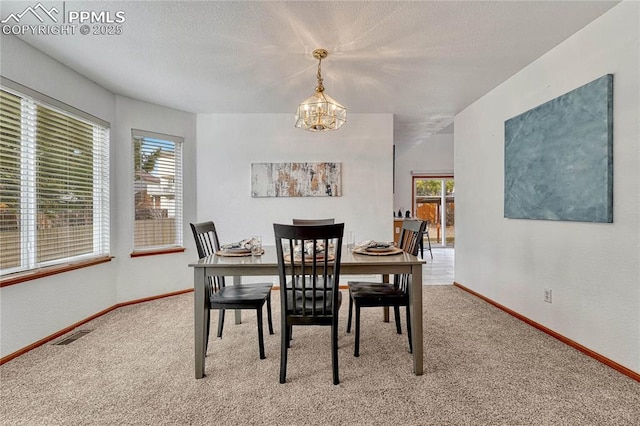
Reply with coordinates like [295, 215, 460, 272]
[413, 176, 455, 247]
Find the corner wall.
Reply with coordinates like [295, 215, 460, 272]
[0, 36, 198, 358]
[454, 2, 640, 373]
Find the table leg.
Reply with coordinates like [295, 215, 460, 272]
[234, 276, 242, 324]
[194, 268, 207, 379]
[410, 264, 424, 375]
[382, 274, 390, 322]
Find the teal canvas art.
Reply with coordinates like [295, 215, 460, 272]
[504, 74, 613, 223]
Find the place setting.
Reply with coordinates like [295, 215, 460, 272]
[352, 240, 404, 256]
[216, 236, 263, 257]
[285, 240, 335, 263]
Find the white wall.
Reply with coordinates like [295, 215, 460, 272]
[196, 113, 393, 283]
[0, 36, 198, 358]
[113, 96, 197, 302]
[394, 132, 454, 214]
[454, 2, 639, 373]
[0, 35, 118, 357]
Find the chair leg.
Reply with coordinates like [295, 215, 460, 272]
[257, 306, 266, 359]
[406, 305, 413, 354]
[346, 292, 353, 333]
[280, 321, 289, 384]
[266, 293, 274, 335]
[332, 319, 340, 385]
[217, 309, 225, 338]
[354, 304, 361, 357]
[393, 305, 402, 334]
[427, 232, 433, 259]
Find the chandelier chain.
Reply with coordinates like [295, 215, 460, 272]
[316, 56, 324, 92]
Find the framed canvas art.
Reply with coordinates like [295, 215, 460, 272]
[251, 162, 342, 197]
[504, 74, 613, 223]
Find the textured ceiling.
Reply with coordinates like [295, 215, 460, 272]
[0, 1, 619, 146]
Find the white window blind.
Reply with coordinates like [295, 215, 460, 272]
[0, 85, 110, 275]
[132, 130, 183, 252]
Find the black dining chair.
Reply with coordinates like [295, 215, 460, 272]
[190, 221, 274, 359]
[346, 219, 426, 357]
[274, 223, 344, 385]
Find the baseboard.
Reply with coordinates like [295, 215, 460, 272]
[0, 288, 194, 365]
[453, 282, 639, 382]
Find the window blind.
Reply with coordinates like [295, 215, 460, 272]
[0, 86, 110, 274]
[0, 90, 22, 270]
[132, 130, 183, 252]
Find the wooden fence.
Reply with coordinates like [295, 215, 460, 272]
[1, 219, 176, 270]
[134, 218, 176, 248]
[1, 225, 93, 270]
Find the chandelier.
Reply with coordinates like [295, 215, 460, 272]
[295, 49, 346, 132]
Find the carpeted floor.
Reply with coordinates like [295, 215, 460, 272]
[1, 286, 638, 425]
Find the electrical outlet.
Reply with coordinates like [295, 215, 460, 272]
[544, 288, 552, 303]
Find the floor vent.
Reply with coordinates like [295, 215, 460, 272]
[54, 330, 93, 345]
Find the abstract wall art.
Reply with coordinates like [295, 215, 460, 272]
[251, 162, 342, 197]
[504, 74, 613, 223]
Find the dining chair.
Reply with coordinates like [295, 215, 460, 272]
[274, 223, 344, 385]
[289, 220, 336, 342]
[346, 219, 426, 357]
[190, 221, 274, 359]
[292, 218, 335, 225]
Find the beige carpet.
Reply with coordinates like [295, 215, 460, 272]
[1, 286, 638, 425]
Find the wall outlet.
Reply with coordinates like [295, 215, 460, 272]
[544, 288, 552, 303]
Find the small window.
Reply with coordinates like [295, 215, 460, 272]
[132, 130, 183, 254]
[0, 84, 110, 275]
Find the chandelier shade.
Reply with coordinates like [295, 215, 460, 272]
[295, 49, 346, 132]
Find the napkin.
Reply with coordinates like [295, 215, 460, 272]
[294, 240, 326, 256]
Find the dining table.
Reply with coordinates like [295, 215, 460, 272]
[189, 245, 426, 379]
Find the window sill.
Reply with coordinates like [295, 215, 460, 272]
[0, 256, 114, 287]
[130, 247, 185, 258]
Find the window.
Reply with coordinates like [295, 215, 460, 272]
[132, 130, 183, 254]
[0, 80, 110, 276]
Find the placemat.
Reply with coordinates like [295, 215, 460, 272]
[215, 249, 263, 257]
[353, 247, 404, 256]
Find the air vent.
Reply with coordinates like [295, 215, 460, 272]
[54, 330, 92, 345]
